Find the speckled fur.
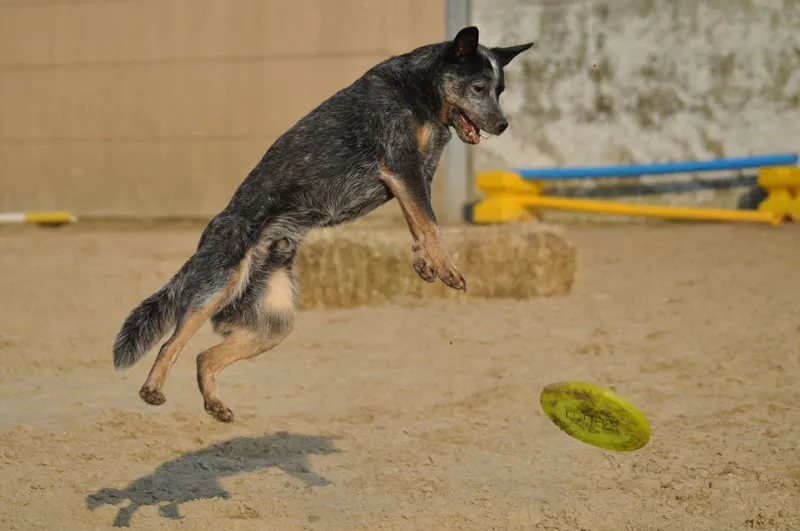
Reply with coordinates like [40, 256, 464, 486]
[111, 26, 533, 421]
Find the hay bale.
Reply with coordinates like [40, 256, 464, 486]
[295, 222, 576, 310]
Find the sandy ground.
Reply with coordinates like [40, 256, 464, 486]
[1, 222, 799, 530]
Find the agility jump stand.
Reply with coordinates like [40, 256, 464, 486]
[470, 154, 799, 226]
[757, 166, 800, 221]
[0, 211, 77, 226]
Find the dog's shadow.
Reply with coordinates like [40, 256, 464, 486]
[86, 431, 340, 527]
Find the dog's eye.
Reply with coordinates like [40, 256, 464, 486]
[471, 84, 485, 94]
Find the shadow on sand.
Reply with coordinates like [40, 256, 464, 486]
[86, 431, 340, 527]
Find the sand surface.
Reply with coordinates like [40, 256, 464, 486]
[1, 222, 799, 530]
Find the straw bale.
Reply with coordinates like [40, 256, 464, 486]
[294, 222, 576, 310]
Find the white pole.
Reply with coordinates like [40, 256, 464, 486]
[0, 213, 27, 224]
[443, 0, 471, 225]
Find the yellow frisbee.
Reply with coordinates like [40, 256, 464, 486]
[540, 381, 650, 452]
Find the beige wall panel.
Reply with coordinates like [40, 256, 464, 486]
[385, 0, 447, 55]
[1, 139, 269, 216]
[1, 54, 387, 140]
[0, 0, 389, 65]
[0, 0, 447, 218]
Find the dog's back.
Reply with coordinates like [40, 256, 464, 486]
[219, 42, 453, 235]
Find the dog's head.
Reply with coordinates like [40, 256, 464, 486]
[441, 26, 533, 145]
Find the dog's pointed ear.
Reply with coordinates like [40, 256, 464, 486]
[491, 42, 534, 67]
[451, 26, 479, 58]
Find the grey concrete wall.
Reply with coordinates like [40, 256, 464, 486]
[472, 0, 800, 206]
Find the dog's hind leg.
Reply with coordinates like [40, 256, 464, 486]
[196, 266, 296, 422]
[139, 249, 254, 406]
[138, 297, 225, 406]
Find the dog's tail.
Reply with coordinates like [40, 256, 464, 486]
[112, 274, 180, 370]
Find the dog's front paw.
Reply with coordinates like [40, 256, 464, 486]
[412, 243, 437, 282]
[415, 238, 466, 292]
[439, 265, 467, 292]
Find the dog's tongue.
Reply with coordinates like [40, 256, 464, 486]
[467, 124, 480, 144]
[460, 113, 480, 144]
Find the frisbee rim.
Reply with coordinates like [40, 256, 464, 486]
[539, 381, 651, 452]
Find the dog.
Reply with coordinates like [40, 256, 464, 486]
[112, 26, 533, 422]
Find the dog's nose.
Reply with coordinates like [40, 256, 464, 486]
[494, 119, 508, 134]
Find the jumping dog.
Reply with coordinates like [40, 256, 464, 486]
[112, 26, 533, 422]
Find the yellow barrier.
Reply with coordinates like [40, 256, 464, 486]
[516, 195, 780, 224]
[472, 171, 545, 223]
[757, 166, 800, 220]
[472, 170, 786, 225]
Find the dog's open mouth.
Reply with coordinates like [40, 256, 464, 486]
[453, 109, 480, 145]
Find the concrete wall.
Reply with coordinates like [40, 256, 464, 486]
[472, 0, 800, 206]
[0, 0, 445, 218]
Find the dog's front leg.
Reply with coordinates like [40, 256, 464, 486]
[379, 164, 466, 292]
[411, 238, 437, 283]
[411, 134, 448, 284]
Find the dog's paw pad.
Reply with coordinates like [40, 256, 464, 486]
[205, 401, 234, 423]
[413, 259, 437, 282]
[139, 387, 166, 406]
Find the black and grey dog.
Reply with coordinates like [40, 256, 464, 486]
[112, 26, 533, 422]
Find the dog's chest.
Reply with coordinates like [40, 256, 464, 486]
[318, 174, 390, 227]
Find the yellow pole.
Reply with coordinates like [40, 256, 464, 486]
[517, 196, 783, 225]
[0, 211, 77, 225]
[25, 211, 77, 224]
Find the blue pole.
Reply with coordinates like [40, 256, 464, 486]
[515, 153, 798, 180]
